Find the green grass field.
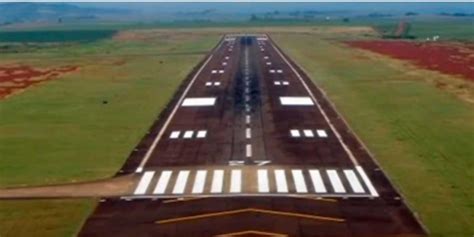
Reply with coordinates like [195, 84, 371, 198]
[0, 30, 219, 237]
[272, 32, 474, 236]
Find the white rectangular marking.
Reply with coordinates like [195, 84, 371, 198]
[303, 129, 315, 137]
[153, 171, 172, 194]
[274, 169, 288, 193]
[274, 81, 281, 85]
[291, 169, 308, 193]
[183, 130, 194, 139]
[210, 170, 224, 193]
[246, 144, 252, 157]
[169, 131, 181, 139]
[317, 129, 328, 138]
[205, 82, 212, 86]
[211, 70, 217, 74]
[230, 170, 242, 193]
[246, 128, 251, 139]
[282, 81, 289, 85]
[191, 170, 207, 194]
[290, 129, 301, 137]
[172, 170, 190, 194]
[356, 166, 379, 197]
[344, 170, 364, 193]
[257, 169, 269, 193]
[182, 97, 216, 107]
[269, 69, 275, 73]
[196, 130, 207, 138]
[280, 97, 314, 106]
[222, 62, 227, 66]
[266, 62, 272, 65]
[264, 56, 269, 59]
[309, 170, 327, 193]
[219, 70, 224, 74]
[327, 170, 346, 193]
[246, 115, 250, 124]
[134, 171, 155, 195]
[277, 69, 283, 73]
[214, 82, 221, 86]
[225, 56, 229, 60]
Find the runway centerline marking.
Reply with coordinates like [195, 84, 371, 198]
[246, 144, 252, 157]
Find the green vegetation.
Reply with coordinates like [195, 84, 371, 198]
[0, 30, 219, 237]
[273, 33, 474, 236]
[0, 30, 117, 42]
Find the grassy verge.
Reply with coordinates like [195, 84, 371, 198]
[273, 33, 474, 236]
[0, 30, 219, 236]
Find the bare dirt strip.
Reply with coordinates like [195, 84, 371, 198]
[76, 35, 427, 237]
[0, 65, 78, 99]
[347, 40, 474, 81]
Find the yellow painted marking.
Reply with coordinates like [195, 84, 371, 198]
[156, 208, 344, 224]
[215, 230, 288, 237]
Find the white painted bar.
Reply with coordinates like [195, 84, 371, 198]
[356, 166, 379, 197]
[211, 70, 217, 74]
[291, 169, 308, 193]
[274, 169, 288, 193]
[210, 170, 224, 193]
[264, 56, 269, 59]
[280, 97, 314, 106]
[257, 169, 270, 193]
[277, 69, 283, 73]
[134, 171, 155, 195]
[191, 170, 207, 194]
[205, 82, 212, 86]
[214, 82, 221, 86]
[269, 69, 275, 73]
[219, 70, 224, 74]
[266, 62, 272, 65]
[246, 144, 252, 157]
[225, 56, 230, 60]
[182, 97, 216, 107]
[222, 62, 227, 66]
[169, 131, 181, 139]
[172, 170, 190, 194]
[344, 170, 364, 193]
[196, 130, 207, 138]
[153, 171, 172, 194]
[245, 115, 250, 124]
[230, 170, 242, 193]
[317, 129, 328, 138]
[183, 130, 194, 139]
[309, 170, 327, 193]
[246, 128, 251, 139]
[303, 129, 314, 137]
[327, 170, 346, 193]
[290, 129, 301, 137]
[274, 81, 281, 85]
[282, 81, 289, 85]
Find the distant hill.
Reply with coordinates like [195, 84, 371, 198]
[0, 3, 129, 24]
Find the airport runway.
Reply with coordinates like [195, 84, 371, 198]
[78, 35, 426, 236]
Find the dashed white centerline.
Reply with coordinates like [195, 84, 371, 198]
[246, 144, 252, 157]
[245, 115, 251, 124]
[246, 128, 251, 139]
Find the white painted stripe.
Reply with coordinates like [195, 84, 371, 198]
[222, 62, 227, 66]
[225, 56, 229, 60]
[205, 82, 212, 86]
[191, 170, 207, 194]
[210, 170, 224, 193]
[196, 130, 207, 138]
[277, 69, 283, 73]
[183, 130, 194, 139]
[219, 70, 224, 74]
[230, 170, 242, 193]
[291, 169, 308, 193]
[274, 81, 281, 85]
[317, 129, 328, 138]
[134, 171, 155, 195]
[356, 166, 379, 197]
[169, 131, 180, 139]
[182, 97, 216, 107]
[257, 169, 270, 193]
[245, 115, 250, 124]
[211, 70, 217, 74]
[309, 170, 327, 193]
[327, 170, 346, 193]
[344, 170, 364, 193]
[282, 81, 289, 85]
[274, 169, 288, 193]
[266, 62, 272, 65]
[290, 129, 301, 137]
[269, 69, 275, 73]
[172, 170, 190, 194]
[214, 82, 221, 86]
[153, 171, 172, 194]
[246, 128, 251, 139]
[246, 144, 252, 157]
[280, 97, 314, 106]
[303, 129, 314, 137]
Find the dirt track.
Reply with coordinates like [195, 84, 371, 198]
[77, 35, 427, 236]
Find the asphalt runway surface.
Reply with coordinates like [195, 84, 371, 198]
[78, 35, 427, 237]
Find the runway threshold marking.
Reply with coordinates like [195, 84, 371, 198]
[269, 35, 379, 197]
[155, 208, 345, 224]
[135, 43, 217, 172]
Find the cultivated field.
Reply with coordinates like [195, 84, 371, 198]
[0, 24, 473, 236]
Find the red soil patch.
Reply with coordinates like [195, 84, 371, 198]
[347, 40, 474, 81]
[0, 65, 78, 99]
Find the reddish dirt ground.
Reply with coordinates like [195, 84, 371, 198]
[347, 40, 474, 81]
[0, 65, 78, 99]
